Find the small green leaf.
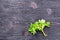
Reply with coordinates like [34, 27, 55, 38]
[45, 22, 50, 27]
[39, 19, 45, 23]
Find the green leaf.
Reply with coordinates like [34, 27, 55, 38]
[32, 28, 36, 35]
[45, 22, 50, 27]
[39, 19, 45, 23]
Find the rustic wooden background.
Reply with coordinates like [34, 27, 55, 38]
[0, 0, 60, 40]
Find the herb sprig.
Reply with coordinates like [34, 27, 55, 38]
[29, 19, 50, 37]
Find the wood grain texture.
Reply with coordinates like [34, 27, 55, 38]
[0, 0, 60, 40]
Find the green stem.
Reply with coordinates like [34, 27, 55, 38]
[42, 30, 47, 37]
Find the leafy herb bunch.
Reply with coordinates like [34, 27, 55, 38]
[29, 19, 50, 37]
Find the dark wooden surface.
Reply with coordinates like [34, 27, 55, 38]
[0, 0, 60, 40]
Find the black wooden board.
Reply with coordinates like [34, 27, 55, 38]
[0, 0, 60, 40]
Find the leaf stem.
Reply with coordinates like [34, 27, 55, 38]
[42, 30, 47, 37]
